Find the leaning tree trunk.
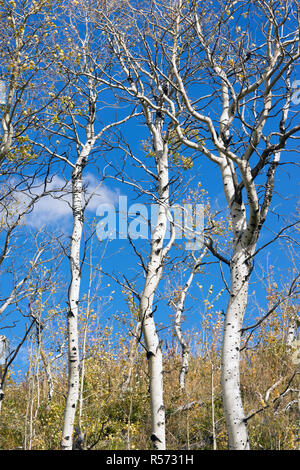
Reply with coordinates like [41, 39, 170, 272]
[61, 163, 84, 450]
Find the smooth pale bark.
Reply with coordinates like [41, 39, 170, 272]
[61, 158, 85, 450]
[140, 274, 165, 450]
[78, 241, 95, 436]
[173, 250, 207, 391]
[215, 142, 262, 449]
[0, 385, 3, 415]
[139, 124, 170, 450]
[286, 316, 297, 347]
[219, 158, 256, 450]
[0, 30, 20, 165]
[56, 73, 132, 448]
[221, 245, 251, 450]
[174, 296, 190, 391]
[139, 224, 166, 448]
[174, 273, 192, 392]
[178, 334, 189, 392]
[140, 246, 166, 450]
[171, 1, 297, 450]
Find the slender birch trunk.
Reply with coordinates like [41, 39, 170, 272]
[140, 289, 165, 449]
[58, 74, 132, 448]
[286, 315, 297, 347]
[61, 161, 84, 450]
[211, 362, 217, 450]
[173, 249, 207, 391]
[139, 124, 171, 450]
[174, 278, 192, 392]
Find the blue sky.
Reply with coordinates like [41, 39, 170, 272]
[2, 100, 299, 374]
[1, 0, 299, 377]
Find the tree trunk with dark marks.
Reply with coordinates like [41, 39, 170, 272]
[139, 121, 172, 450]
[61, 162, 84, 450]
[222, 244, 252, 450]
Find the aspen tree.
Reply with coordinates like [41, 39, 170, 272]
[108, 0, 300, 449]
[161, 0, 300, 449]
[91, 3, 183, 447]
[24, 4, 138, 448]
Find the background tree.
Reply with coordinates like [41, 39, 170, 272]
[25, 3, 138, 448]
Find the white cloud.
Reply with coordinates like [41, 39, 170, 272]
[16, 173, 119, 230]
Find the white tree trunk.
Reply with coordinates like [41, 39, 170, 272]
[174, 250, 207, 391]
[61, 164, 84, 450]
[140, 253, 166, 449]
[139, 127, 171, 450]
[174, 278, 192, 392]
[286, 317, 297, 347]
[222, 244, 251, 450]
